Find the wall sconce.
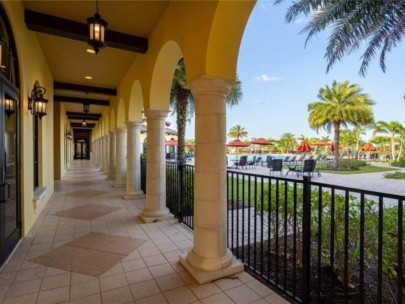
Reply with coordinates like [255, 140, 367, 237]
[66, 130, 73, 140]
[5, 98, 16, 117]
[82, 120, 87, 127]
[28, 82, 48, 120]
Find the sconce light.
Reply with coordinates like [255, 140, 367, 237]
[5, 98, 16, 118]
[82, 120, 87, 127]
[28, 82, 48, 120]
[87, 0, 108, 54]
[66, 130, 73, 140]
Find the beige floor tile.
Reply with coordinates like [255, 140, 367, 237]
[36, 286, 70, 304]
[101, 286, 134, 304]
[164, 286, 198, 304]
[200, 292, 234, 304]
[41, 273, 70, 290]
[189, 282, 222, 299]
[100, 263, 124, 278]
[157, 243, 179, 254]
[70, 293, 102, 304]
[163, 250, 183, 263]
[143, 254, 168, 267]
[251, 299, 269, 304]
[5, 278, 41, 298]
[44, 266, 70, 277]
[149, 263, 176, 278]
[122, 258, 147, 272]
[14, 267, 45, 283]
[237, 272, 255, 284]
[246, 280, 275, 297]
[225, 285, 261, 303]
[54, 203, 120, 220]
[155, 273, 186, 291]
[66, 232, 146, 255]
[177, 270, 197, 285]
[264, 294, 290, 304]
[125, 268, 153, 285]
[215, 277, 243, 291]
[129, 280, 161, 300]
[1, 292, 38, 304]
[0, 272, 15, 285]
[71, 272, 95, 284]
[100, 273, 128, 292]
[136, 293, 168, 304]
[31, 245, 124, 277]
[70, 279, 100, 300]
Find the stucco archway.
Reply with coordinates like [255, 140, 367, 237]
[128, 80, 143, 121]
[116, 98, 126, 127]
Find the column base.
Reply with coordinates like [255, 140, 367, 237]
[139, 212, 174, 223]
[122, 191, 145, 200]
[179, 252, 244, 284]
[112, 182, 125, 188]
[107, 173, 115, 180]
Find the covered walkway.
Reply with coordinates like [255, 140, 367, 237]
[0, 160, 287, 304]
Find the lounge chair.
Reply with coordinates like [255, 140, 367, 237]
[283, 156, 290, 163]
[247, 156, 256, 169]
[295, 155, 305, 164]
[269, 159, 283, 176]
[233, 155, 248, 170]
[262, 155, 273, 167]
[254, 156, 262, 167]
[287, 156, 297, 164]
[296, 159, 321, 177]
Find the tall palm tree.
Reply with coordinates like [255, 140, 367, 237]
[308, 81, 375, 169]
[276, 0, 405, 76]
[373, 121, 405, 160]
[170, 59, 243, 165]
[278, 133, 296, 153]
[228, 125, 248, 140]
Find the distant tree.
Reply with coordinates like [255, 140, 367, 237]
[276, 0, 405, 76]
[278, 133, 297, 153]
[373, 121, 405, 160]
[170, 59, 243, 165]
[308, 81, 375, 169]
[228, 125, 248, 140]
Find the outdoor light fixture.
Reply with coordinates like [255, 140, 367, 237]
[83, 93, 90, 114]
[82, 120, 87, 127]
[28, 82, 48, 120]
[4, 98, 16, 117]
[66, 130, 73, 140]
[87, 0, 108, 54]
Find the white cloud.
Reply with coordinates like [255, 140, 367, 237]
[252, 74, 283, 82]
[294, 17, 307, 25]
[254, 99, 263, 105]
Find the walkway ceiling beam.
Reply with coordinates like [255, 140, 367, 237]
[66, 112, 102, 118]
[71, 123, 95, 128]
[25, 10, 148, 54]
[54, 95, 110, 106]
[67, 115, 99, 121]
[54, 82, 117, 96]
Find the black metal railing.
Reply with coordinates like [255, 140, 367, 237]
[144, 161, 404, 303]
[141, 158, 146, 193]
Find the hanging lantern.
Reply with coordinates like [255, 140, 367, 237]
[4, 98, 15, 117]
[83, 102, 90, 114]
[28, 82, 48, 120]
[87, 0, 108, 54]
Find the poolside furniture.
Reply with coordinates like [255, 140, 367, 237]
[287, 156, 297, 164]
[247, 156, 256, 169]
[295, 155, 305, 164]
[254, 156, 262, 168]
[233, 155, 248, 170]
[262, 155, 273, 167]
[283, 156, 290, 163]
[269, 159, 283, 176]
[296, 159, 321, 177]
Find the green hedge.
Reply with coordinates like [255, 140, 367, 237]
[324, 159, 367, 171]
[391, 157, 405, 168]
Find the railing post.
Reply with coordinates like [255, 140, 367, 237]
[302, 176, 312, 304]
[178, 163, 184, 222]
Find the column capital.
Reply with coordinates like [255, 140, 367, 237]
[187, 75, 235, 98]
[125, 120, 143, 129]
[115, 126, 127, 133]
[144, 108, 170, 120]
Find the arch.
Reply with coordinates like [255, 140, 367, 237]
[109, 108, 116, 131]
[149, 41, 183, 109]
[128, 80, 143, 121]
[104, 115, 109, 133]
[116, 98, 126, 127]
[205, 1, 255, 80]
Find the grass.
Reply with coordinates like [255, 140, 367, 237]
[317, 164, 398, 175]
[383, 171, 405, 180]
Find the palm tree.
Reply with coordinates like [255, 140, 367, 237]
[308, 81, 375, 169]
[278, 133, 296, 153]
[276, 0, 405, 76]
[170, 59, 243, 165]
[228, 125, 248, 140]
[373, 121, 405, 160]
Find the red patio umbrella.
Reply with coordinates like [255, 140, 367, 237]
[361, 142, 376, 151]
[165, 139, 193, 147]
[297, 140, 312, 153]
[251, 138, 272, 153]
[312, 140, 329, 146]
[227, 139, 250, 161]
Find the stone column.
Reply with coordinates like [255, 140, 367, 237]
[113, 127, 127, 188]
[179, 76, 243, 284]
[94, 139, 98, 166]
[103, 134, 110, 174]
[139, 109, 172, 222]
[108, 131, 116, 180]
[99, 137, 104, 170]
[123, 120, 145, 199]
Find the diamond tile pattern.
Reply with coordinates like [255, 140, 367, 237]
[54, 204, 121, 220]
[65, 190, 108, 198]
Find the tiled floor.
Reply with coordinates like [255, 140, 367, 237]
[0, 160, 289, 304]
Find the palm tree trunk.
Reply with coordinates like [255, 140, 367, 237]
[333, 123, 340, 170]
[355, 139, 360, 160]
[397, 138, 403, 161]
[176, 90, 189, 166]
[391, 134, 396, 160]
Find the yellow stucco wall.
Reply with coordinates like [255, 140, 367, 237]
[3, 0, 55, 236]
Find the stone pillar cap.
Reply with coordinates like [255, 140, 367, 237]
[144, 108, 170, 119]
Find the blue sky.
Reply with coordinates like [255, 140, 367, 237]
[168, 0, 405, 141]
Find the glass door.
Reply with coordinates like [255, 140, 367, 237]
[0, 83, 20, 266]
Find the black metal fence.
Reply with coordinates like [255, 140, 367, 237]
[141, 158, 146, 193]
[142, 161, 404, 303]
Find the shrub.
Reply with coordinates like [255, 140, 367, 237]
[391, 157, 405, 168]
[324, 159, 367, 171]
[384, 172, 405, 180]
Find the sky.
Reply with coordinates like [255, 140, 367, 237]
[167, 0, 405, 141]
